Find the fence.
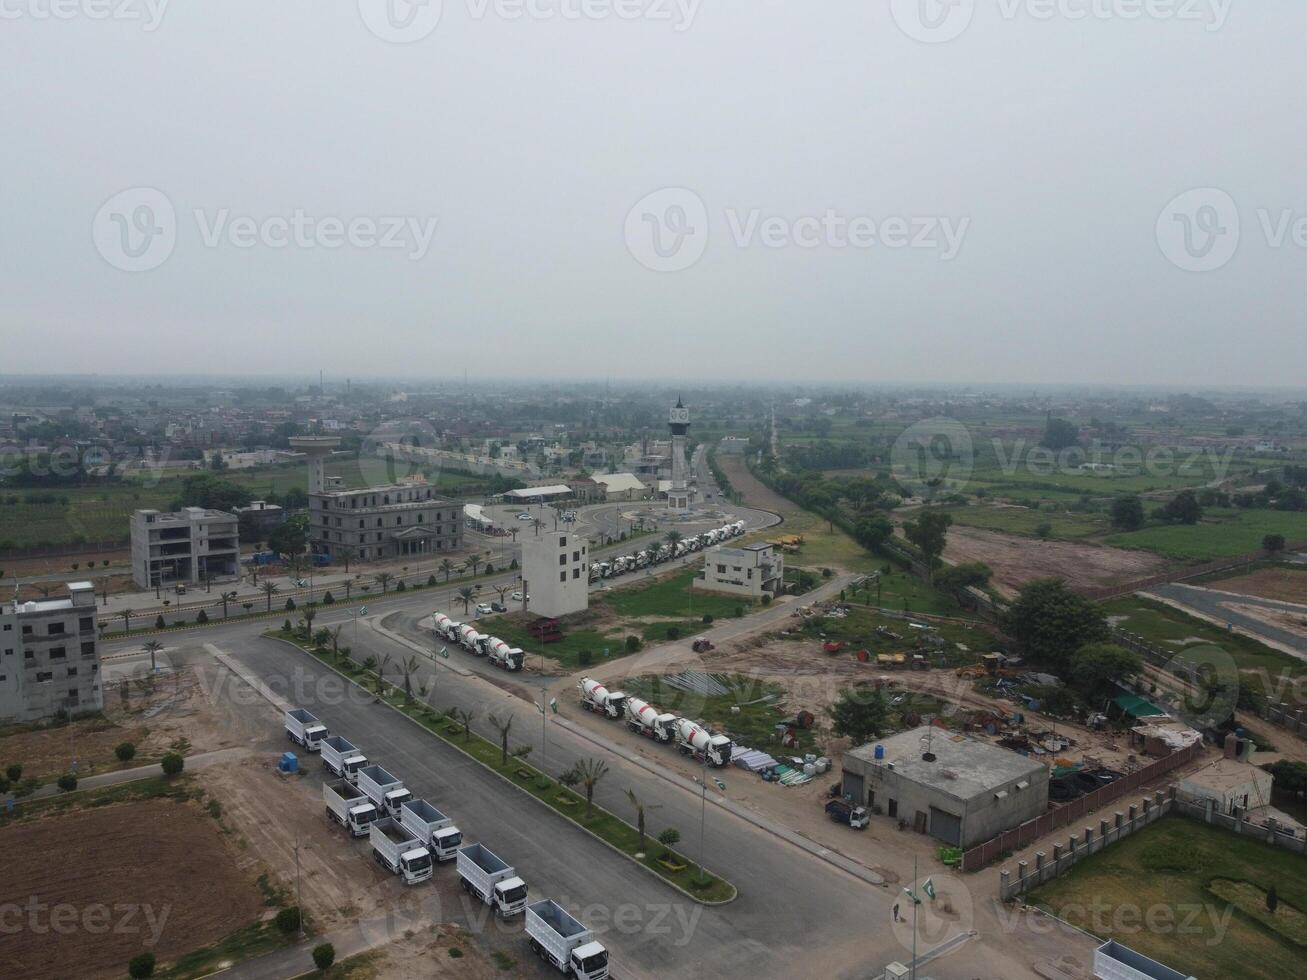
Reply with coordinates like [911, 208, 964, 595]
[1078, 542, 1307, 601]
[962, 742, 1203, 872]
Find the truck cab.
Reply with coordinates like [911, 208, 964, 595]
[384, 787, 413, 818]
[571, 941, 610, 980]
[399, 847, 434, 884]
[495, 876, 529, 917]
[430, 825, 463, 861]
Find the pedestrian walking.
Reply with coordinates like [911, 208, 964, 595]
[892, 902, 900, 922]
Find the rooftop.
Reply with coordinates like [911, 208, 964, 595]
[504, 484, 572, 499]
[1179, 758, 1272, 794]
[847, 725, 1045, 801]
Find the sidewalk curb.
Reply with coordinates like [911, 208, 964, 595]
[247, 634, 738, 906]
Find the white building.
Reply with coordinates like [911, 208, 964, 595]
[130, 507, 240, 590]
[522, 529, 590, 618]
[699, 543, 784, 599]
[1, 582, 103, 723]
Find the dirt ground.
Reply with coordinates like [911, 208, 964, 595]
[363, 923, 512, 979]
[715, 452, 798, 518]
[1208, 567, 1307, 605]
[0, 664, 237, 782]
[0, 798, 265, 980]
[942, 525, 1167, 597]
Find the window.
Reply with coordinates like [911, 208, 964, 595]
[81, 642, 95, 657]
[717, 564, 726, 574]
[559, 536, 567, 547]
[559, 571, 566, 583]
[49, 647, 66, 660]
[35, 671, 52, 682]
[22, 625, 32, 636]
[79, 617, 94, 632]
[2, 623, 9, 631]
[24, 650, 34, 661]
[3, 649, 11, 656]
[66, 667, 78, 678]
[559, 554, 566, 566]
[572, 568, 580, 579]
[572, 550, 579, 562]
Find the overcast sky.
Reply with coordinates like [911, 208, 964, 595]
[1, 1, 1302, 386]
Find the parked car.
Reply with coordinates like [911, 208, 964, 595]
[490, 601, 507, 613]
[517, 512, 534, 521]
[510, 591, 530, 602]
[476, 603, 493, 615]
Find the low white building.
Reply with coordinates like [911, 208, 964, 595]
[522, 529, 590, 618]
[699, 543, 784, 599]
[1178, 758, 1273, 817]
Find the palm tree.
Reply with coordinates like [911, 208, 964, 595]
[339, 545, 355, 574]
[531, 518, 544, 537]
[300, 604, 317, 638]
[625, 788, 661, 853]
[375, 572, 393, 594]
[568, 758, 609, 820]
[374, 653, 391, 697]
[448, 706, 473, 742]
[261, 581, 280, 612]
[456, 586, 475, 615]
[400, 655, 421, 704]
[508, 527, 519, 544]
[488, 711, 514, 766]
[121, 608, 134, 633]
[219, 591, 237, 618]
[143, 639, 163, 674]
[438, 558, 456, 583]
[467, 553, 485, 576]
[312, 628, 331, 650]
[493, 583, 511, 603]
[329, 624, 344, 658]
[665, 530, 682, 548]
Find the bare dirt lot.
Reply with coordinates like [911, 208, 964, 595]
[0, 798, 265, 980]
[1208, 567, 1307, 605]
[942, 525, 1168, 596]
[1221, 601, 1307, 644]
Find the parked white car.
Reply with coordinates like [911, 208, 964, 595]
[476, 603, 493, 615]
[510, 591, 530, 602]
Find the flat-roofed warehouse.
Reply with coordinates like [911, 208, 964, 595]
[840, 725, 1049, 848]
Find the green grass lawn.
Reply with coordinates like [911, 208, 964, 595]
[1104, 509, 1307, 561]
[477, 616, 626, 670]
[1103, 596, 1306, 695]
[933, 503, 1107, 540]
[850, 568, 983, 618]
[606, 568, 750, 620]
[1028, 816, 1307, 980]
[784, 603, 993, 668]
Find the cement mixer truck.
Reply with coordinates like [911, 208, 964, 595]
[432, 613, 460, 643]
[625, 697, 676, 742]
[674, 718, 733, 767]
[578, 677, 628, 720]
[457, 624, 485, 654]
[485, 638, 525, 672]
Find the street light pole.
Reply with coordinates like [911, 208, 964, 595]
[294, 836, 306, 940]
[698, 752, 708, 885]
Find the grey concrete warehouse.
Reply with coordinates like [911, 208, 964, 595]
[840, 726, 1049, 848]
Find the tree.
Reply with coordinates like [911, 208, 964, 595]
[439, 557, 456, 582]
[657, 828, 681, 858]
[1002, 578, 1108, 671]
[903, 511, 952, 575]
[1041, 416, 1080, 451]
[456, 586, 475, 615]
[933, 562, 991, 593]
[467, 553, 484, 576]
[1035, 522, 1053, 540]
[665, 530, 682, 548]
[301, 604, 318, 637]
[312, 943, 336, 971]
[161, 752, 184, 776]
[268, 513, 310, 557]
[375, 572, 393, 594]
[115, 741, 136, 762]
[563, 758, 608, 819]
[448, 707, 473, 742]
[1264, 534, 1287, 554]
[1156, 489, 1202, 525]
[1267, 885, 1279, 914]
[488, 711, 514, 766]
[626, 788, 660, 853]
[400, 655, 421, 704]
[143, 639, 163, 674]
[121, 607, 134, 632]
[312, 628, 331, 650]
[196, 608, 209, 624]
[1110, 495, 1145, 531]
[57, 772, 77, 792]
[128, 952, 157, 979]
[853, 515, 893, 552]
[219, 590, 238, 618]
[828, 687, 890, 745]
[261, 581, 280, 611]
[373, 653, 391, 697]
[174, 473, 251, 512]
[1069, 643, 1142, 701]
[276, 906, 301, 934]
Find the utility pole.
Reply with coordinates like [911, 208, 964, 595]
[294, 836, 307, 939]
[698, 752, 708, 885]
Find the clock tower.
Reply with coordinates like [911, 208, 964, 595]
[667, 397, 691, 513]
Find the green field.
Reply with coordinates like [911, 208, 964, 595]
[1103, 596, 1306, 695]
[1029, 816, 1307, 979]
[607, 568, 751, 620]
[784, 603, 993, 667]
[935, 503, 1107, 540]
[1104, 509, 1307, 560]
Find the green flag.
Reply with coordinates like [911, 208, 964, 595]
[438, 646, 449, 659]
[902, 886, 922, 905]
[923, 878, 936, 900]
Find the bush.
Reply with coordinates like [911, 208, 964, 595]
[161, 752, 184, 777]
[734, 606, 744, 618]
[128, 951, 156, 978]
[396, 580, 407, 592]
[578, 650, 593, 667]
[276, 906, 301, 934]
[702, 614, 713, 624]
[155, 615, 166, 630]
[312, 943, 336, 971]
[57, 773, 77, 792]
[285, 597, 296, 610]
[666, 626, 681, 640]
[13, 777, 40, 798]
[509, 558, 519, 570]
[115, 742, 136, 762]
[427, 575, 437, 587]
[657, 828, 681, 856]
[625, 635, 641, 652]
[196, 609, 208, 624]
[6, 764, 21, 782]
[761, 594, 772, 606]
[322, 591, 335, 604]
[448, 948, 464, 958]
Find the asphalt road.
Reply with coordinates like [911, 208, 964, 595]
[203, 629, 895, 980]
[1147, 582, 1307, 658]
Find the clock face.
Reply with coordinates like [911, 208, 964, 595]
[670, 408, 689, 423]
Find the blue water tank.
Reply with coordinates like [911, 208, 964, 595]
[278, 752, 299, 773]
[874, 744, 884, 760]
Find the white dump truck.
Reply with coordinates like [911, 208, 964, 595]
[674, 717, 733, 767]
[320, 735, 367, 782]
[284, 707, 328, 751]
[625, 697, 676, 742]
[578, 677, 628, 720]
[457, 842, 528, 917]
[323, 778, 378, 836]
[356, 764, 411, 818]
[399, 799, 463, 861]
[370, 816, 433, 884]
[485, 638, 525, 672]
[525, 899, 610, 979]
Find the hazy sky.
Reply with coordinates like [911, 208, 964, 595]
[2, 2, 1303, 385]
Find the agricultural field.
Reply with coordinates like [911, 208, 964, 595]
[1028, 816, 1307, 980]
[779, 604, 993, 668]
[1205, 565, 1307, 605]
[932, 501, 1108, 540]
[1103, 508, 1307, 561]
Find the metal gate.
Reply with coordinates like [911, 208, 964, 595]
[842, 772, 865, 803]
[929, 806, 962, 846]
